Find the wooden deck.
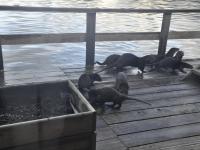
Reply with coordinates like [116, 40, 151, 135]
[94, 60, 200, 150]
[1, 59, 200, 150]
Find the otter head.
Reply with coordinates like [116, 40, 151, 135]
[166, 47, 180, 57]
[90, 73, 102, 82]
[175, 51, 184, 61]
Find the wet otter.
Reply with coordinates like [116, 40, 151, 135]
[174, 50, 184, 61]
[114, 72, 129, 95]
[96, 54, 121, 67]
[155, 57, 193, 73]
[88, 87, 151, 109]
[142, 47, 179, 66]
[78, 73, 102, 94]
[96, 53, 145, 73]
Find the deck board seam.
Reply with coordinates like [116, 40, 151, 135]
[104, 99, 200, 116]
[113, 121, 200, 136]
[127, 134, 200, 149]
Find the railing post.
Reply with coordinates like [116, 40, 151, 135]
[86, 12, 96, 68]
[0, 44, 4, 70]
[158, 12, 172, 56]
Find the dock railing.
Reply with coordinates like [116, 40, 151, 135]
[0, 6, 200, 70]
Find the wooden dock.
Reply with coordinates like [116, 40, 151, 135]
[95, 69, 200, 150]
[0, 6, 200, 150]
[0, 59, 200, 150]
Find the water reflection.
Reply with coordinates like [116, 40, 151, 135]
[0, 0, 199, 69]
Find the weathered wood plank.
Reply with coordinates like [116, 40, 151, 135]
[86, 13, 96, 67]
[0, 6, 199, 13]
[0, 33, 86, 45]
[96, 116, 107, 128]
[150, 143, 200, 150]
[3, 133, 94, 150]
[0, 112, 95, 149]
[1, 31, 200, 45]
[0, 44, 3, 70]
[96, 32, 159, 41]
[119, 122, 200, 147]
[113, 94, 200, 114]
[169, 31, 200, 39]
[130, 135, 200, 150]
[103, 102, 200, 124]
[129, 83, 197, 95]
[96, 138, 126, 150]
[96, 127, 117, 141]
[110, 112, 200, 135]
[158, 12, 171, 56]
[130, 88, 200, 101]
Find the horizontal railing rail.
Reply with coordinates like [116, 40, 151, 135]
[1, 31, 200, 45]
[0, 6, 199, 70]
[0, 6, 200, 13]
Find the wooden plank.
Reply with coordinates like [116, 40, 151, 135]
[0, 44, 3, 70]
[68, 80, 95, 112]
[3, 133, 94, 150]
[110, 112, 200, 135]
[119, 122, 200, 147]
[150, 143, 200, 150]
[130, 135, 200, 150]
[169, 31, 200, 39]
[129, 83, 197, 95]
[96, 138, 126, 150]
[1, 31, 200, 45]
[96, 127, 117, 141]
[96, 116, 107, 128]
[96, 32, 160, 41]
[86, 13, 96, 67]
[0, 112, 95, 149]
[158, 12, 171, 56]
[103, 102, 200, 124]
[0, 33, 86, 45]
[130, 88, 200, 101]
[0, 6, 199, 13]
[114, 94, 200, 114]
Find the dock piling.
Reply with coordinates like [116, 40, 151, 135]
[158, 12, 172, 56]
[86, 12, 96, 68]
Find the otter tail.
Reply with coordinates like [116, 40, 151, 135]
[96, 61, 105, 65]
[95, 64, 115, 74]
[121, 95, 151, 105]
[180, 62, 193, 69]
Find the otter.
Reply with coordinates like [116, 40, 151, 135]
[96, 54, 121, 67]
[142, 47, 179, 66]
[174, 50, 184, 61]
[78, 73, 102, 93]
[88, 87, 151, 109]
[114, 72, 129, 95]
[155, 57, 193, 73]
[96, 53, 145, 74]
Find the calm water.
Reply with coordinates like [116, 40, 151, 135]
[1, 0, 200, 70]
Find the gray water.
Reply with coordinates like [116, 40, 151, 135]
[0, 0, 200, 70]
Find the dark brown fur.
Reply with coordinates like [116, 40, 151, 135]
[88, 87, 151, 109]
[96, 54, 121, 67]
[96, 53, 145, 73]
[114, 72, 129, 95]
[142, 47, 179, 66]
[78, 73, 102, 92]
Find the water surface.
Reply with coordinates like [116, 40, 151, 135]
[0, 0, 200, 70]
